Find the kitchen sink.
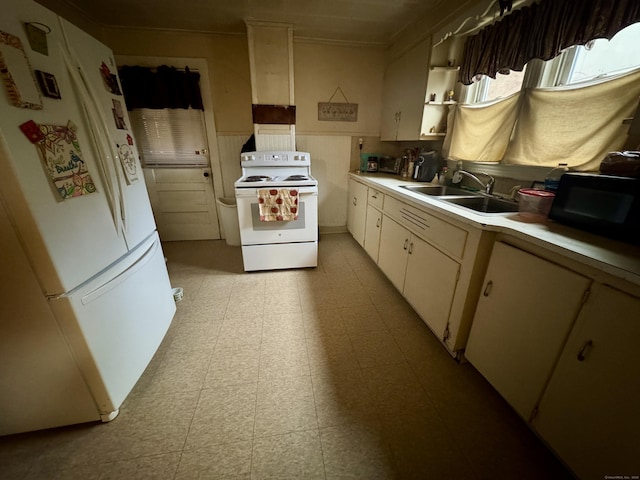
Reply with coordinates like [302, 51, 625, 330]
[400, 184, 478, 196]
[443, 196, 520, 214]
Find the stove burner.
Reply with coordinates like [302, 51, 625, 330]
[285, 175, 309, 181]
[244, 175, 271, 182]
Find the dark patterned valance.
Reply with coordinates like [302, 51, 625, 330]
[118, 65, 204, 110]
[459, 0, 640, 85]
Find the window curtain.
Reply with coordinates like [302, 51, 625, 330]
[447, 92, 520, 162]
[448, 68, 640, 170]
[504, 68, 640, 170]
[459, 0, 640, 85]
[118, 65, 204, 110]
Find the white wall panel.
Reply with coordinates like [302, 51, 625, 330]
[296, 135, 351, 228]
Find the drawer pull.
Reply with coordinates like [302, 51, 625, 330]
[353, 197, 357, 206]
[403, 239, 409, 250]
[483, 280, 493, 297]
[408, 242, 414, 254]
[577, 340, 593, 361]
[372, 194, 378, 199]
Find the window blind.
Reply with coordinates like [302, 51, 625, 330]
[129, 108, 208, 167]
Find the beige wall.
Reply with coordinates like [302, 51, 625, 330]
[294, 41, 385, 136]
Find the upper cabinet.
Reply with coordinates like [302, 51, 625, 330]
[381, 35, 463, 141]
[380, 38, 431, 141]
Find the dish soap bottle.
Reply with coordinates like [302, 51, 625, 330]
[438, 166, 448, 185]
[544, 163, 569, 192]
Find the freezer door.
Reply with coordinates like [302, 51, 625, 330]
[0, 0, 130, 294]
[49, 232, 176, 415]
[59, 18, 157, 252]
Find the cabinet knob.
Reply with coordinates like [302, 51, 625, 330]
[577, 340, 593, 361]
[408, 242, 414, 254]
[483, 280, 493, 297]
[403, 239, 409, 250]
[203, 171, 210, 177]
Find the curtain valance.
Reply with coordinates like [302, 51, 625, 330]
[118, 65, 204, 110]
[459, 0, 640, 85]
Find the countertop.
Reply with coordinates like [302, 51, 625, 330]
[349, 172, 640, 287]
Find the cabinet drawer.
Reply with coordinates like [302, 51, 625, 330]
[368, 189, 384, 209]
[384, 196, 467, 259]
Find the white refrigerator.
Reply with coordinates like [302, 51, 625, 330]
[0, 0, 176, 435]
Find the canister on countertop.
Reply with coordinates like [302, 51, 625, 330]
[518, 188, 555, 222]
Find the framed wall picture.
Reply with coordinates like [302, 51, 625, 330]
[35, 70, 61, 99]
[0, 30, 43, 109]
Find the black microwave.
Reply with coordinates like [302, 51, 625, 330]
[549, 173, 640, 244]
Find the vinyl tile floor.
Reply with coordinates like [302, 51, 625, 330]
[0, 233, 574, 479]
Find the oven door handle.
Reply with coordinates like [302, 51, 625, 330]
[235, 187, 318, 197]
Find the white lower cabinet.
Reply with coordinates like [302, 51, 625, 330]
[347, 178, 368, 247]
[378, 215, 460, 340]
[532, 284, 640, 480]
[363, 205, 382, 262]
[378, 215, 410, 291]
[464, 242, 591, 420]
[403, 234, 459, 340]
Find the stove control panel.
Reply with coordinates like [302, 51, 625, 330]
[241, 151, 310, 166]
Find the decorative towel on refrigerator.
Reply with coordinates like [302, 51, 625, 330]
[257, 189, 299, 221]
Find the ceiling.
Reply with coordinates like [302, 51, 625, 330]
[37, 0, 464, 45]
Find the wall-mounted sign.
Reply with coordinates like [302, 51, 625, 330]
[318, 102, 358, 122]
[318, 86, 357, 122]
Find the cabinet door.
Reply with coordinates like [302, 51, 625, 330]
[380, 38, 431, 141]
[533, 285, 640, 480]
[380, 61, 401, 141]
[404, 236, 459, 340]
[377, 216, 409, 291]
[396, 40, 431, 141]
[347, 179, 368, 246]
[464, 242, 591, 419]
[364, 206, 382, 263]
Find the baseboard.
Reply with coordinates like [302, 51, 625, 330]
[319, 225, 348, 234]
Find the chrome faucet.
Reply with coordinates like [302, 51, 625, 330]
[451, 163, 495, 194]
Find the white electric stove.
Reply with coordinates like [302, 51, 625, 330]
[234, 151, 318, 271]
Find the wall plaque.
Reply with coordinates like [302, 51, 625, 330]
[318, 86, 357, 122]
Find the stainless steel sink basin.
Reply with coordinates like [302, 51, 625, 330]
[400, 185, 478, 197]
[443, 196, 520, 214]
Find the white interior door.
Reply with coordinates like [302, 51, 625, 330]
[115, 55, 225, 242]
[144, 167, 220, 241]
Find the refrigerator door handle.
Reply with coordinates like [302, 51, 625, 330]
[54, 234, 160, 305]
[80, 236, 159, 305]
[60, 47, 123, 237]
[61, 42, 126, 239]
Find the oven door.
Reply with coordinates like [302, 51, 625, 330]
[235, 186, 318, 245]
